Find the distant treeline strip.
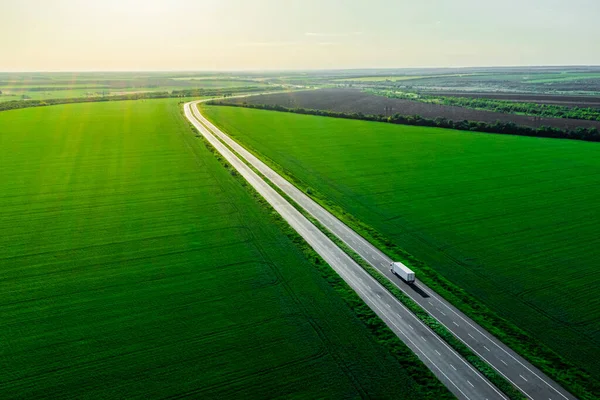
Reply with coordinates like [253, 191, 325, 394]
[0, 86, 112, 92]
[0, 86, 282, 113]
[208, 100, 600, 142]
[369, 89, 600, 122]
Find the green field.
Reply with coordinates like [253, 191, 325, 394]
[0, 99, 427, 398]
[201, 105, 600, 379]
[0, 73, 270, 103]
[524, 73, 600, 84]
[335, 74, 478, 82]
[0, 88, 111, 102]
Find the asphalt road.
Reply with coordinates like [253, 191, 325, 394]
[190, 100, 578, 400]
[185, 101, 507, 400]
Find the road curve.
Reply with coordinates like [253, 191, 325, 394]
[190, 100, 578, 400]
[185, 101, 506, 400]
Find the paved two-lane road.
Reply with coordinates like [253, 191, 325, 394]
[185, 101, 507, 400]
[190, 100, 577, 400]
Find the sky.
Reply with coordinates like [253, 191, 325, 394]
[1, 0, 599, 71]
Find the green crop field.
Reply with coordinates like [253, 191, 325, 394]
[335, 74, 478, 82]
[0, 73, 270, 103]
[0, 99, 426, 398]
[201, 105, 600, 379]
[524, 73, 600, 84]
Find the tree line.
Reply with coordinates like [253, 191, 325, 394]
[208, 100, 600, 142]
[0, 86, 283, 113]
[369, 89, 600, 122]
[0, 92, 173, 113]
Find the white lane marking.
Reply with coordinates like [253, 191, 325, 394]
[428, 301, 433, 305]
[440, 311, 447, 316]
[397, 314, 403, 319]
[453, 321, 459, 327]
[520, 375, 528, 382]
[376, 294, 381, 299]
[421, 336, 427, 341]
[468, 380, 474, 388]
[450, 364, 457, 370]
[420, 287, 570, 400]
[386, 303, 391, 308]
[500, 359, 508, 366]
[435, 350, 441, 355]
[484, 346, 490, 352]
[314, 252, 507, 400]
[468, 333, 475, 339]
[349, 286, 475, 400]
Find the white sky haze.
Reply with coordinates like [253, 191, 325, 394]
[1, 0, 598, 71]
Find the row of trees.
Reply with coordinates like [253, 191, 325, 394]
[370, 89, 600, 121]
[0, 86, 283, 113]
[208, 101, 600, 142]
[0, 92, 172, 112]
[172, 85, 281, 98]
[434, 96, 600, 121]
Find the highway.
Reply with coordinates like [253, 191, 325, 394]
[191, 101, 577, 400]
[184, 101, 507, 400]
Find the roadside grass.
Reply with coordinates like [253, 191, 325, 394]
[200, 104, 600, 400]
[0, 98, 431, 399]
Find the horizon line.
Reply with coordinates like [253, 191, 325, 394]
[1, 64, 600, 74]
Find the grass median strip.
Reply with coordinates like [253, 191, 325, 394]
[185, 109, 455, 399]
[191, 106, 523, 400]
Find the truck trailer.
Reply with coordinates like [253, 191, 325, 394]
[390, 262, 415, 283]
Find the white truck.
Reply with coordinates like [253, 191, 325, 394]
[390, 262, 415, 283]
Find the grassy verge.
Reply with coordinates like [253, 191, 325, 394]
[199, 103, 600, 400]
[184, 113, 455, 400]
